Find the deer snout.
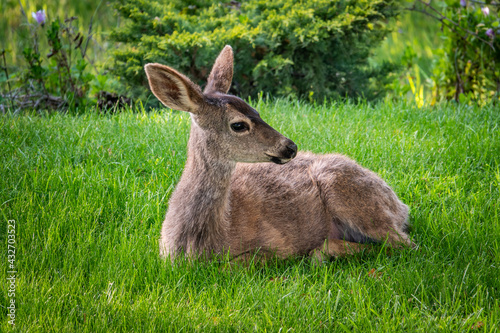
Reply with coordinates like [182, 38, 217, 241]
[266, 139, 297, 164]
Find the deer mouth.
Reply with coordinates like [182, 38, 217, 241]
[266, 154, 295, 164]
[265, 153, 294, 165]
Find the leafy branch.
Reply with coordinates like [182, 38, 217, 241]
[0, 4, 108, 112]
[406, 0, 495, 50]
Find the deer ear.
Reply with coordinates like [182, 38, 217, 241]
[204, 45, 234, 94]
[145, 63, 204, 113]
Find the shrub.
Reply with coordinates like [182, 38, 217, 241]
[110, 0, 401, 103]
[0, 6, 122, 113]
[436, 1, 499, 103]
[407, 0, 500, 104]
[0, 10, 89, 111]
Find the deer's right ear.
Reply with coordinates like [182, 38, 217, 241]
[145, 63, 204, 113]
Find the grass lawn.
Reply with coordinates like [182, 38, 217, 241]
[1, 99, 499, 332]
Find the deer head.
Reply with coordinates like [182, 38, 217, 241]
[144, 45, 297, 164]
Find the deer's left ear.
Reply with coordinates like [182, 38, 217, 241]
[145, 63, 204, 114]
[204, 45, 234, 94]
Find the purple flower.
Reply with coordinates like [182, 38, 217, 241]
[31, 10, 46, 25]
[481, 7, 490, 16]
[460, 0, 466, 7]
[486, 28, 494, 38]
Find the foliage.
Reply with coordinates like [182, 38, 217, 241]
[0, 8, 120, 112]
[0, 0, 116, 66]
[110, 0, 402, 102]
[406, 0, 500, 104]
[434, 1, 499, 103]
[373, 10, 442, 107]
[372, 10, 441, 75]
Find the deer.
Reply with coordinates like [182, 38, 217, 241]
[144, 45, 415, 263]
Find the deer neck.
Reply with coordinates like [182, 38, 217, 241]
[168, 118, 235, 256]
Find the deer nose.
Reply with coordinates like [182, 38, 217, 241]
[267, 139, 298, 164]
[285, 142, 297, 159]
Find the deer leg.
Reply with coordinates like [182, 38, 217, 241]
[230, 248, 278, 265]
[309, 239, 373, 264]
[367, 227, 417, 249]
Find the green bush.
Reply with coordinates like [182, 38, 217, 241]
[425, 1, 500, 104]
[110, 0, 400, 102]
[0, 8, 114, 112]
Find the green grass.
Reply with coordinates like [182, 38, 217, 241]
[1, 100, 499, 332]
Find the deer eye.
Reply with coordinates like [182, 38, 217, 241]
[230, 122, 249, 133]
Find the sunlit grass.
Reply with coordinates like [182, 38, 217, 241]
[0, 99, 499, 331]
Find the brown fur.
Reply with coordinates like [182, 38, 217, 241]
[144, 45, 415, 262]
